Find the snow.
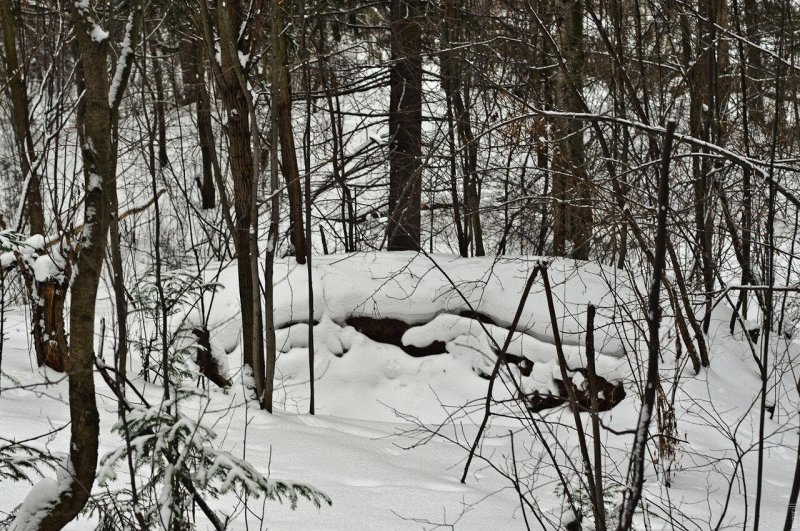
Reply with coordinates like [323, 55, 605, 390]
[90, 25, 109, 43]
[87, 173, 102, 191]
[192, 253, 635, 414]
[9, 478, 59, 530]
[108, 13, 134, 108]
[0, 253, 798, 529]
[255, 252, 636, 355]
[22, 234, 45, 252]
[32, 255, 60, 282]
[9, 454, 73, 531]
[12, 173, 33, 231]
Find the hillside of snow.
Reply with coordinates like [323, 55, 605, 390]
[0, 252, 797, 529]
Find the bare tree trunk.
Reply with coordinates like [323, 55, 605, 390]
[732, 0, 754, 320]
[617, 119, 676, 531]
[178, 33, 217, 209]
[0, 0, 44, 235]
[264, 84, 281, 413]
[315, 23, 355, 253]
[754, 7, 787, 524]
[387, 0, 423, 251]
[743, 0, 764, 127]
[439, 0, 467, 257]
[301, 4, 316, 414]
[687, 0, 723, 336]
[785, 381, 800, 531]
[0, 0, 70, 373]
[272, 0, 307, 263]
[552, 0, 592, 260]
[440, 0, 483, 256]
[178, 35, 199, 106]
[153, 46, 169, 168]
[586, 304, 606, 531]
[32, 3, 139, 528]
[109, 167, 128, 407]
[194, 40, 217, 210]
[200, 0, 267, 408]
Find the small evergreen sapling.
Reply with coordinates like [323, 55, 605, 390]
[93, 387, 330, 529]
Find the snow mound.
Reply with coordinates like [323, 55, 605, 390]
[10, 454, 72, 531]
[206, 252, 642, 358]
[191, 252, 637, 421]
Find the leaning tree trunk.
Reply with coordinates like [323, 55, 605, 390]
[387, 0, 423, 251]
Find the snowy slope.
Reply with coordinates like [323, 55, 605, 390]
[0, 253, 797, 530]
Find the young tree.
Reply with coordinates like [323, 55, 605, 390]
[197, 0, 268, 408]
[190, 34, 217, 210]
[439, 0, 484, 257]
[0, 0, 70, 372]
[0, 0, 44, 235]
[22, 2, 140, 528]
[272, 0, 307, 264]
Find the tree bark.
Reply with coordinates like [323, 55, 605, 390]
[617, 119, 676, 531]
[387, 0, 423, 251]
[193, 36, 216, 210]
[552, 0, 592, 260]
[0, 0, 68, 373]
[439, 0, 483, 256]
[272, 0, 307, 263]
[0, 0, 45, 235]
[201, 0, 267, 408]
[33, 2, 139, 527]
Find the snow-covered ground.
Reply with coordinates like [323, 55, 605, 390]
[1, 253, 798, 529]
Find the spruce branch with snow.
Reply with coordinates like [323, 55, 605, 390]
[94, 387, 330, 529]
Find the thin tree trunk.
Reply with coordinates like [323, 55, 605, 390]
[0, 0, 45, 235]
[273, 0, 307, 264]
[617, 119, 676, 531]
[586, 304, 606, 531]
[301, 5, 316, 414]
[264, 86, 281, 413]
[188, 36, 216, 209]
[0, 0, 70, 373]
[754, 6, 786, 524]
[439, 0, 467, 256]
[552, 0, 592, 260]
[202, 0, 267, 408]
[784, 384, 800, 531]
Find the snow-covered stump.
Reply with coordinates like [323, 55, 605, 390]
[28, 277, 70, 372]
[1, 234, 71, 372]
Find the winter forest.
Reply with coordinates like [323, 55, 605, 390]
[0, 0, 799, 529]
